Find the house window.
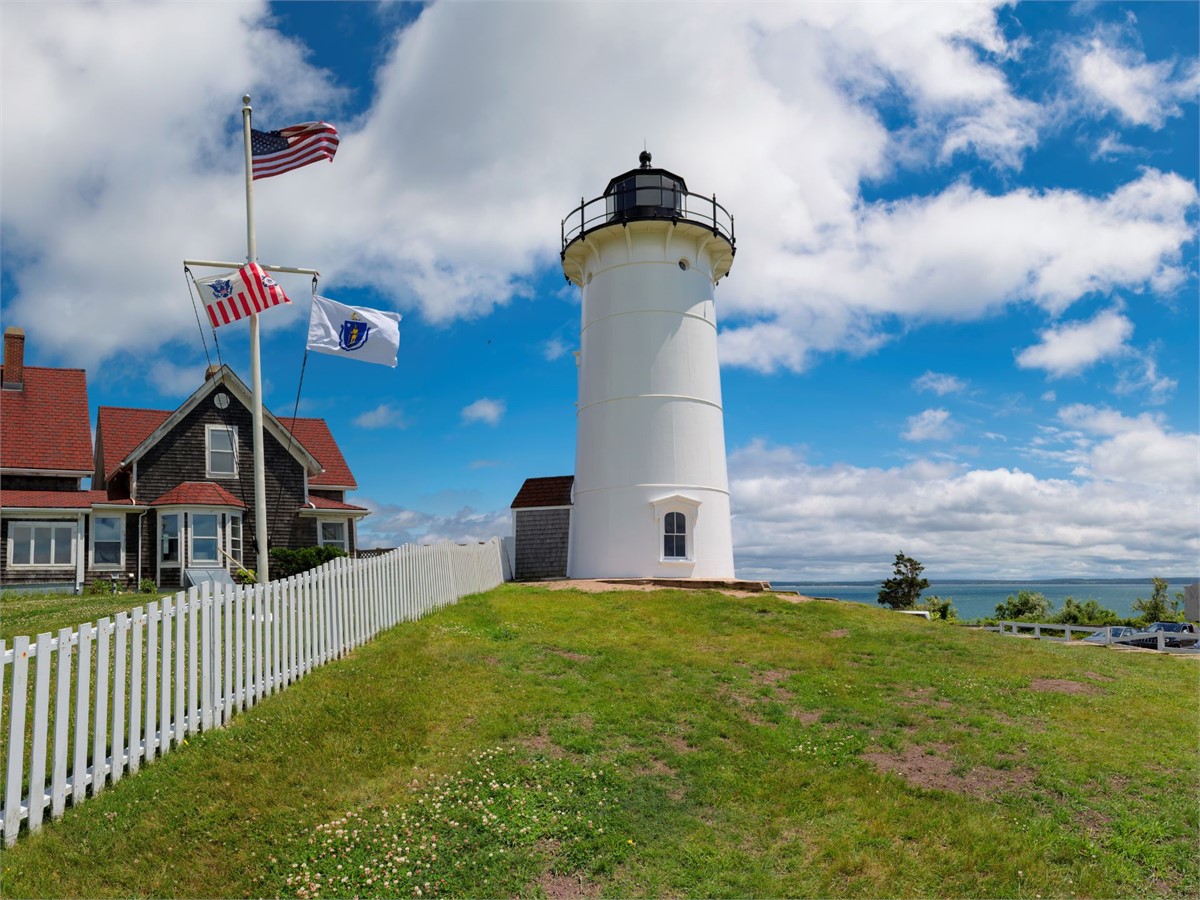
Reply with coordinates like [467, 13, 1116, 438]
[206, 424, 238, 478]
[663, 512, 687, 560]
[228, 514, 242, 565]
[319, 520, 347, 552]
[160, 513, 180, 565]
[91, 514, 124, 568]
[190, 513, 219, 565]
[10, 522, 75, 567]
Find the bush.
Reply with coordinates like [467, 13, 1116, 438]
[269, 545, 347, 579]
[138, 578, 157, 594]
[233, 568, 257, 585]
[1132, 577, 1181, 625]
[919, 595, 958, 621]
[88, 577, 118, 596]
[1051, 597, 1120, 626]
[994, 590, 1052, 621]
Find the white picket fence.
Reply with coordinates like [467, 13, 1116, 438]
[0, 538, 505, 846]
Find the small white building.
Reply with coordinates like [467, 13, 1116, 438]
[512, 153, 737, 580]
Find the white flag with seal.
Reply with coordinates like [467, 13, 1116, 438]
[307, 295, 402, 367]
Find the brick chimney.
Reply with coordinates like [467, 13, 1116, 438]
[2, 327, 25, 390]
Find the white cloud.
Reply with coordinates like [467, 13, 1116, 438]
[353, 403, 408, 429]
[461, 397, 505, 426]
[1114, 345, 1176, 404]
[1091, 131, 1138, 161]
[1057, 404, 1199, 488]
[354, 499, 510, 547]
[914, 371, 967, 395]
[1070, 33, 1200, 128]
[542, 338, 570, 361]
[728, 436, 1199, 580]
[1015, 308, 1133, 377]
[902, 408, 956, 441]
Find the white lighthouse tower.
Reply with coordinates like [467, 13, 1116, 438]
[561, 152, 736, 579]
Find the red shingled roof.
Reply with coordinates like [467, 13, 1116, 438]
[304, 495, 368, 512]
[97, 406, 172, 481]
[282, 417, 357, 488]
[0, 489, 131, 510]
[151, 482, 246, 508]
[511, 476, 574, 508]
[0, 367, 93, 473]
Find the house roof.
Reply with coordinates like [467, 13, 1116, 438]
[511, 475, 574, 509]
[97, 407, 172, 481]
[305, 495, 368, 512]
[150, 482, 246, 508]
[0, 367, 94, 474]
[0, 489, 133, 510]
[281, 417, 357, 489]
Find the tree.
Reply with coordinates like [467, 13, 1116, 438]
[919, 595, 958, 621]
[994, 590, 1052, 621]
[1132, 576, 1179, 624]
[877, 552, 930, 610]
[1052, 597, 1119, 626]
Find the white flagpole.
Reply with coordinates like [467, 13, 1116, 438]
[242, 94, 271, 584]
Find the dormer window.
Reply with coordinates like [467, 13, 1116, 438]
[206, 424, 238, 478]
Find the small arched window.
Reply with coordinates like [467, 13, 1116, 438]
[664, 511, 687, 559]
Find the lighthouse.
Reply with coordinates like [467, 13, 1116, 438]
[560, 152, 736, 579]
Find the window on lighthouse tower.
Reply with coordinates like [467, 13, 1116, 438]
[664, 512, 687, 560]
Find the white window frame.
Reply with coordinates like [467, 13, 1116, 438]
[159, 512, 182, 567]
[227, 513, 243, 566]
[317, 519, 348, 552]
[90, 512, 125, 570]
[205, 423, 239, 479]
[663, 511, 688, 561]
[188, 511, 221, 567]
[650, 495, 700, 566]
[8, 520, 77, 568]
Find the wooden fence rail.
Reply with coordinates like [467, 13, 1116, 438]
[0, 538, 504, 846]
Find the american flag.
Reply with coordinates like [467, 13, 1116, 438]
[197, 263, 291, 328]
[250, 121, 339, 180]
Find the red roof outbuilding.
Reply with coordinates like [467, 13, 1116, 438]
[0, 367, 94, 474]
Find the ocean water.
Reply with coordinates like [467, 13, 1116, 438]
[771, 580, 1199, 621]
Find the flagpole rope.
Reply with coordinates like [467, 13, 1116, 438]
[183, 266, 214, 370]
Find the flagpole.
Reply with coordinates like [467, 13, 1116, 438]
[242, 93, 271, 584]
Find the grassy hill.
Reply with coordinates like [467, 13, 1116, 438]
[2, 583, 1196, 898]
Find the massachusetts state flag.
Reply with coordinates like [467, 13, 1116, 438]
[251, 122, 339, 180]
[196, 263, 291, 328]
[307, 295, 402, 367]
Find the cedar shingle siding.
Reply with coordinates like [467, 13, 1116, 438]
[514, 508, 571, 579]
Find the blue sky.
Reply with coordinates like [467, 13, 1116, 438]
[2, 1, 1197, 580]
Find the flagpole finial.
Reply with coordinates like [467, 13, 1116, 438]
[243, 93, 252, 108]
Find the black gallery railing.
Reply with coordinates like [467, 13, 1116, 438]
[562, 184, 735, 254]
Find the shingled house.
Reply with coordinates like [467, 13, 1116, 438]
[509, 475, 573, 579]
[0, 326, 368, 592]
[0, 328, 134, 591]
[93, 364, 368, 588]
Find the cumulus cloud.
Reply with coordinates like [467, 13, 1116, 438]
[914, 371, 967, 395]
[902, 408, 956, 441]
[542, 338, 570, 361]
[1015, 308, 1133, 377]
[1070, 32, 1200, 128]
[728, 436, 1199, 580]
[353, 403, 409, 429]
[354, 499, 510, 547]
[461, 397, 505, 426]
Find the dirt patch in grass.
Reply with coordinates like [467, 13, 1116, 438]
[864, 743, 1036, 799]
[1030, 678, 1099, 695]
[520, 732, 567, 758]
[549, 648, 593, 663]
[536, 871, 602, 899]
[1082, 671, 1114, 682]
[634, 757, 677, 777]
[791, 710, 822, 724]
[664, 734, 697, 754]
[825, 628, 850, 638]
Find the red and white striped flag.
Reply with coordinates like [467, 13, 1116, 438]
[250, 121, 339, 180]
[195, 263, 291, 328]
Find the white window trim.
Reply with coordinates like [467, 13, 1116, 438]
[650, 494, 700, 565]
[227, 512, 243, 566]
[317, 518, 348, 552]
[89, 512, 125, 570]
[205, 423, 239, 479]
[187, 510, 222, 568]
[158, 511, 182, 571]
[7, 519, 77, 569]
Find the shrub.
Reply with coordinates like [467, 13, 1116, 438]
[1051, 597, 1120, 626]
[88, 577, 118, 596]
[1132, 576, 1181, 625]
[233, 568, 257, 585]
[269, 545, 347, 579]
[919, 595, 958, 621]
[138, 578, 157, 594]
[994, 590, 1052, 621]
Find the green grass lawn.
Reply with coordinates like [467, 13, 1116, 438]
[1, 589, 174, 645]
[1, 583, 1196, 898]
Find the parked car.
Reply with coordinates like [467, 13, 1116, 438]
[1125, 622, 1199, 649]
[1082, 625, 1136, 643]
